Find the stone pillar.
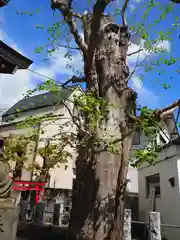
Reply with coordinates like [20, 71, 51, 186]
[0, 137, 19, 240]
[33, 202, 45, 224]
[19, 200, 28, 222]
[0, 198, 19, 240]
[149, 211, 161, 240]
[53, 203, 60, 225]
[123, 209, 131, 240]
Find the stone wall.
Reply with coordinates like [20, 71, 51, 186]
[17, 222, 75, 240]
[17, 221, 149, 240]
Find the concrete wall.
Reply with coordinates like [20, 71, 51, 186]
[127, 166, 138, 193]
[16, 222, 148, 240]
[138, 144, 180, 240]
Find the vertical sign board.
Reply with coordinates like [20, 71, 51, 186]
[148, 188, 156, 212]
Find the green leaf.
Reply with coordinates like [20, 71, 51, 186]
[35, 46, 44, 54]
[163, 83, 171, 89]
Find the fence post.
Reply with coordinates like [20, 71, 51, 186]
[33, 202, 45, 224]
[53, 203, 60, 225]
[149, 211, 161, 240]
[124, 209, 131, 240]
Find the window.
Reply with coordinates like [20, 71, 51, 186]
[132, 131, 140, 145]
[146, 173, 161, 197]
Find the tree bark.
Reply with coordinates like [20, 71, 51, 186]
[69, 21, 136, 240]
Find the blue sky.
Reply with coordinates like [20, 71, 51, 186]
[0, 0, 180, 112]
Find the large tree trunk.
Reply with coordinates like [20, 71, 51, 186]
[69, 22, 136, 240]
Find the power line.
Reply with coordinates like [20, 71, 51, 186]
[27, 67, 84, 88]
[27, 68, 68, 87]
[28, 68, 54, 81]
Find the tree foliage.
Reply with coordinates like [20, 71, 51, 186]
[3, 134, 29, 166]
[9, 0, 180, 239]
[3, 127, 71, 181]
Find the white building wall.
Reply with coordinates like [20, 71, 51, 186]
[127, 166, 138, 193]
[138, 144, 180, 240]
[35, 106, 76, 189]
[35, 90, 79, 189]
[3, 89, 80, 190]
[0, 103, 76, 190]
[127, 133, 148, 194]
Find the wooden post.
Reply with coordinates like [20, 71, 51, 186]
[123, 209, 131, 240]
[149, 211, 161, 240]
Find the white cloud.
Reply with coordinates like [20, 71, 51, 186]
[131, 75, 143, 89]
[127, 36, 170, 108]
[128, 37, 170, 66]
[129, 4, 136, 12]
[157, 40, 170, 52]
[131, 75, 159, 108]
[128, 41, 148, 65]
[0, 30, 33, 108]
[0, 30, 83, 109]
[0, 70, 34, 108]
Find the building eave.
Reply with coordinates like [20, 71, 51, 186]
[0, 40, 33, 71]
[0, 0, 9, 8]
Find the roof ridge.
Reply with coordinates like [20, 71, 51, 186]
[2, 87, 75, 119]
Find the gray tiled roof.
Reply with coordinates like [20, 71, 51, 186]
[2, 88, 73, 117]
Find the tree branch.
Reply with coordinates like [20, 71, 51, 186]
[51, 0, 87, 54]
[61, 75, 85, 87]
[86, 0, 111, 74]
[155, 99, 180, 118]
[72, 12, 83, 19]
[127, 48, 143, 56]
[58, 44, 80, 50]
[121, 0, 129, 26]
[171, 0, 180, 3]
[47, 43, 80, 50]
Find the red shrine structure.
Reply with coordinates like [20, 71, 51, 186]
[12, 180, 47, 203]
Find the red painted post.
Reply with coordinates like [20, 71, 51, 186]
[35, 185, 39, 203]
